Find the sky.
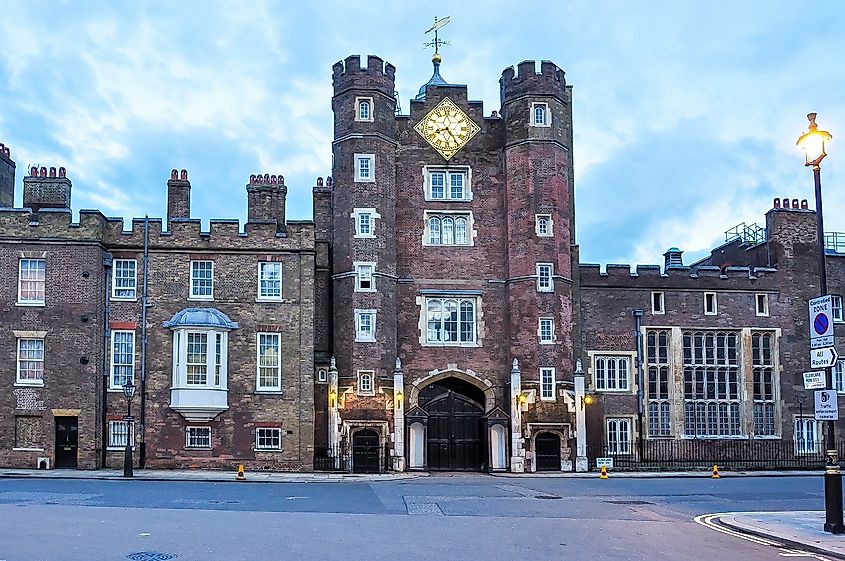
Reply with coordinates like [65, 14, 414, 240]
[1, 1, 843, 266]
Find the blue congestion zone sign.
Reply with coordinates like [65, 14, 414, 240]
[809, 295, 835, 349]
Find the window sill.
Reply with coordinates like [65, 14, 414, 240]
[12, 447, 45, 452]
[107, 388, 133, 393]
[651, 311, 665, 315]
[111, 297, 138, 303]
[680, 435, 747, 440]
[187, 297, 214, 302]
[357, 392, 376, 398]
[423, 343, 480, 348]
[255, 297, 283, 303]
[16, 301, 45, 307]
[704, 312, 718, 316]
[255, 390, 283, 395]
[539, 397, 556, 402]
[354, 289, 377, 293]
[355, 338, 377, 343]
[14, 382, 44, 388]
[539, 340, 556, 345]
[106, 447, 135, 451]
[752, 435, 782, 440]
[255, 448, 283, 453]
[424, 197, 473, 203]
[353, 234, 377, 239]
[354, 178, 376, 183]
[184, 447, 213, 451]
[594, 389, 632, 394]
[422, 243, 475, 248]
[530, 123, 552, 128]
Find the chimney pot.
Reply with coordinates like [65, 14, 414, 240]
[39, 166, 47, 177]
[317, 177, 323, 186]
[49, 167, 56, 178]
[30, 166, 37, 176]
[773, 198, 781, 209]
[327, 176, 333, 186]
[801, 199, 809, 209]
[792, 198, 799, 209]
[180, 169, 188, 181]
[170, 169, 178, 180]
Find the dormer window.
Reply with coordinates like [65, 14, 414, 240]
[355, 97, 374, 122]
[531, 103, 550, 127]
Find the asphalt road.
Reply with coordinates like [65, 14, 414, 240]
[0, 474, 831, 561]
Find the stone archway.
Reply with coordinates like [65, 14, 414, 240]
[408, 366, 495, 412]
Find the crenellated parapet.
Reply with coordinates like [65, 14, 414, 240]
[500, 60, 567, 103]
[332, 55, 395, 97]
[579, 262, 780, 289]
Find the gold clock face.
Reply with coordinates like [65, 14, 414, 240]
[414, 97, 480, 160]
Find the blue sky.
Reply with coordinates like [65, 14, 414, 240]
[1, 1, 843, 266]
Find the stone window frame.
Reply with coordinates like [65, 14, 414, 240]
[351, 207, 380, 239]
[354, 154, 375, 183]
[755, 293, 769, 317]
[651, 291, 665, 315]
[422, 165, 473, 202]
[185, 426, 212, 450]
[535, 214, 553, 237]
[255, 427, 283, 451]
[16, 337, 45, 387]
[189, 260, 215, 301]
[355, 97, 374, 122]
[109, 330, 135, 391]
[421, 296, 479, 347]
[536, 263, 554, 292]
[422, 210, 475, 247]
[530, 102, 551, 127]
[354, 262, 377, 292]
[317, 368, 328, 384]
[18, 258, 46, 306]
[256, 332, 282, 393]
[257, 261, 282, 301]
[703, 292, 717, 315]
[107, 420, 135, 450]
[751, 331, 778, 438]
[831, 295, 843, 322]
[645, 329, 672, 438]
[592, 354, 634, 393]
[538, 317, 555, 344]
[539, 367, 556, 401]
[355, 309, 377, 342]
[357, 370, 376, 396]
[112, 259, 138, 301]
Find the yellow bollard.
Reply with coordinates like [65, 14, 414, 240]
[599, 465, 608, 479]
[712, 464, 720, 479]
[236, 464, 246, 481]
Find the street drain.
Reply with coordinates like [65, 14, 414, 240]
[603, 500, 655, 505]
[535, 495, 562, 500]
[127, 553, 177, 561]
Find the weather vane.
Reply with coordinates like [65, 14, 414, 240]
[423, 16, 451, 56]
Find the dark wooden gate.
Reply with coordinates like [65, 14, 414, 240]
[421, 379, 484, 471]
[54, 416, 79, 469]
[352, 429, 380, 473]
[535, 432, 561, 471]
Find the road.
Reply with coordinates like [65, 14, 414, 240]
[0, 474, 830, 561]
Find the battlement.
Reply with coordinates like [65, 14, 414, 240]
[332, 55, 396, 96]
[579, 262, 779, 289]
[500, 60, 567, 102]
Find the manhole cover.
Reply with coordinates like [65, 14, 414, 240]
[535, 495, 562, 500]
[127, 552, 177, 561]
[603, 500, 655, 505]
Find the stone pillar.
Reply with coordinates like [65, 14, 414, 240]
[328, 357, 340, 469]
[510, 358, 525, 473]
[574, 359, 588, 472]
[393, 357, 406, 472]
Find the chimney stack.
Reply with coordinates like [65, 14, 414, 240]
[23, 165, 71, 212]
[246, 173, 287, 232]
[0, 143, 14, 207]
[167, 169, 191, 229]
[663, 247, 684, 270]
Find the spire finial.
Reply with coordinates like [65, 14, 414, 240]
[424, 16, 451, 62]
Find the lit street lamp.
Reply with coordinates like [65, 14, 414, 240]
[797, 112, 842, 534]
[122, 380, 136, 478]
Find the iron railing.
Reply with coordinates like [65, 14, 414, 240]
[725, 222, 767, 245]
[825, 232, 845, 254]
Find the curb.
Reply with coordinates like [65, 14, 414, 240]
[717, 515, 845, 561]
[0, 471, 429, 484]
[488, 471, 820, 479]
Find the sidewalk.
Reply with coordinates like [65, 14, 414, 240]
[719, 511, 845, 559]
[0, 468, 427, 483]
[490, 469, 819, 478]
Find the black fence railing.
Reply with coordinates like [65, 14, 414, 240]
[591, 439, 845, 470]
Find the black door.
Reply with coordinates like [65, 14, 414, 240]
[54, 417, 79, 469]
[352, 429, 380, 473]
[535, 432, 561, 471]
[421, 378, 484, 471]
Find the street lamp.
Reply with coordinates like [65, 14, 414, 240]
[122, 380, 136, 478]
[797, 113, 842, 534]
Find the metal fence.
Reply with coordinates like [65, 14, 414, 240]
[591, 439, 845, 471]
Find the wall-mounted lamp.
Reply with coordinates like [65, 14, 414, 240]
[581, 394, 594, 408]
[395, 390, 404, 403]
[329, 390, 338, 408]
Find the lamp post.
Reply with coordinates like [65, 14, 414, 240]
[122, 380, 136, 478]
[797, 112, 842, 534]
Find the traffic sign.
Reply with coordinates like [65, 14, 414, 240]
[811, 347, 839, 368]
[809, 296, 834, 341]
[596, 457, 614, 470]
[804, 370, 827, 389]
[812, 335, 835, 349]
[815, 390, 839, 421]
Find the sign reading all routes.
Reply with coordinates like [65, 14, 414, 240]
[809, 296, 835, 349]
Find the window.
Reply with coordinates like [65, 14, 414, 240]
[540, 367, 556, 400]
[190, 261, 214, 299]
[317, 368, 328, 383]
[652, 291, 665, 315]
[357, 370, 375, 396]
[704, 292, 717, 315]
[755, 294, 769, 317]
[536, 263, 554, 292]
[355, 97, 373, 122]
[185, 426, 212, 449]
[110, 331, 135, 390]
[682, 331, 741, 437]
[752, 332, 777, 436]
[112, 259, 137, 299]
[18, 258, 46, 305]
[835, 360, 845, 393]
[426, 213, 472, 246]
[531, 102, 550, 127]
[354, 154, 375, 183]
[108, 420, 134, 449]
[424, 297, 477, 346]
[538, 317, 554, 344]
[535, 214, 553, 237]
[172, 330, 227, 388]
[833, 295, 844, 322]
[795, 418, 821, 454]
[646, 330, 671, 437]
[355, 309, 376, 342]
[351, 207, 380, 238]
[594, 356, 630, 391]
[186, 333, 208, 385]
[16, 338, 44, 385]
[355, 262, 376, 292]
[257, 333, 281, 391]
[606, 418, 632, 455]
[426, 169, 470, 200]
[256, 427, 282, 451]
[258, 262, 282, 300]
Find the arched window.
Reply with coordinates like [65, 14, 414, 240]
[455, 217, 467, 244]
[442, 217, 454, 245]
[359, 100, 370, 120]
[534, 105, 546, 125]
[428, 217, 441, 245]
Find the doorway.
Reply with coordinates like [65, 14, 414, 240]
[352, 429, 381, 473]
[54, 416, 79, 469]
[535, 432, 562, 471]
[420, 378, 484, 471]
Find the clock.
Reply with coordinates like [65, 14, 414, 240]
[414, 97, 480, 160]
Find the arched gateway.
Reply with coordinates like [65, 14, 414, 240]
[419, 378, 486, 471]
